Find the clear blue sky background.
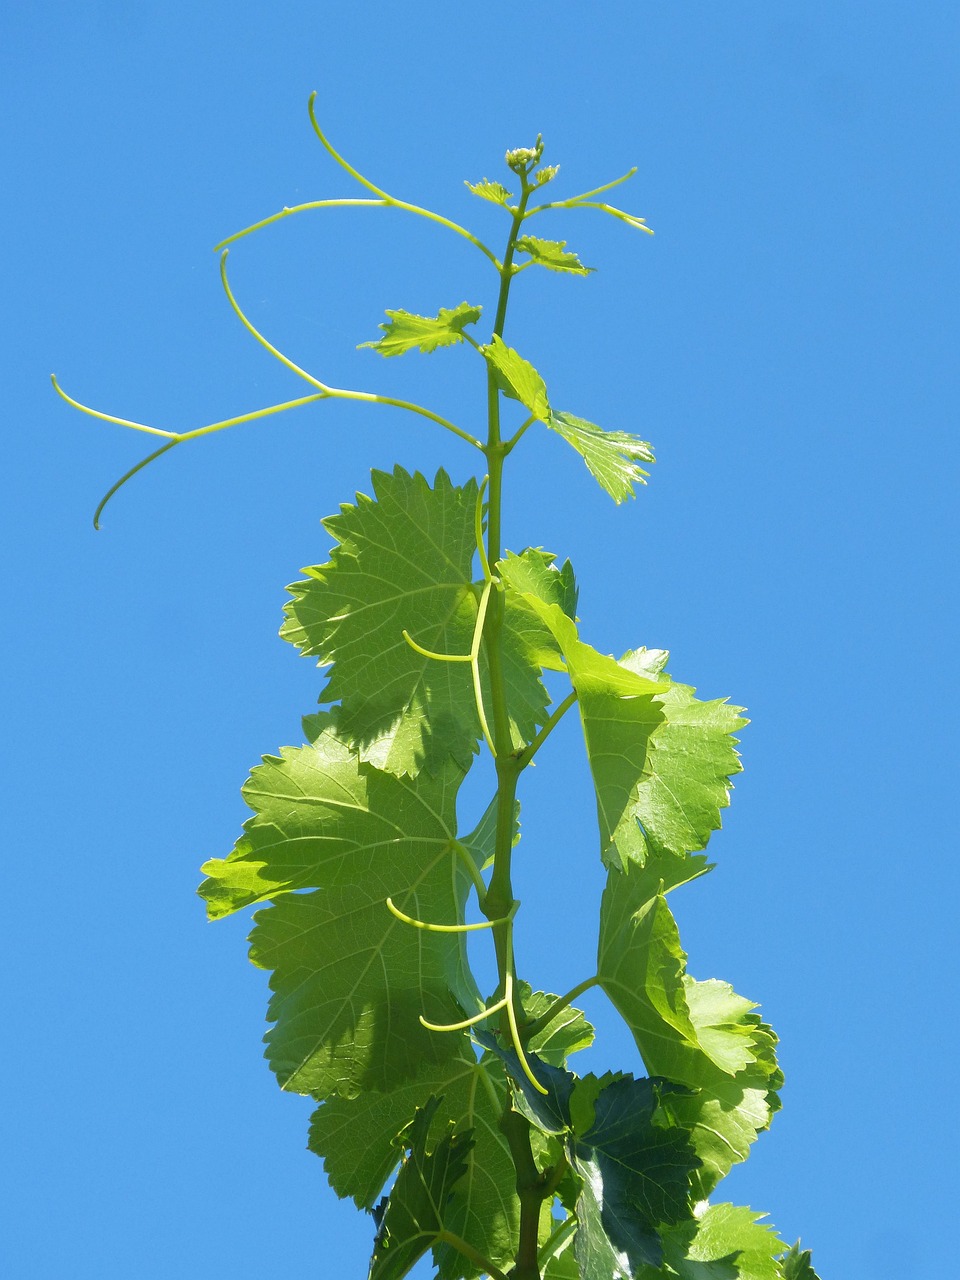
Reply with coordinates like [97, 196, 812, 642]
[3, 4, 958, 1278]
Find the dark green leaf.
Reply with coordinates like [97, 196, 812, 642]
[571, 1074, 699, 1274]
[516, 235, 593, 276]
[368, 1097, 473, 1280]
[360, 302, 482, 356]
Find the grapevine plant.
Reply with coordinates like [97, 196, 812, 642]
[56, 99, 819, 1280]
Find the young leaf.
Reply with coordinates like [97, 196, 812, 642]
[521, 984, 595, 1065]
[547, 411, 654, 503]
[779, 1243, 821, 1280]
[597, 856, 782, 1197]
[465, 178, 515, 207]
[499, 548, 578, 623]
[360, 302, 482, 356]
[198, 714, 478, 1097]
[481, 335, 551, 421]
[516, 235, 593, 276]
[368, 1097, 473, 1280]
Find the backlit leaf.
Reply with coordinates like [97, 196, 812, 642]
[547, 411, 654, 503]
[481, 335, 551, 421]
[368, 1097, 473, 1280]
[198, 714, 477, 1097]
[360, 302, 482, 356]
[282, 468, 550, 775]
[598, 856, 782, 1198]
[516, 235, 593, 275]
[465, 178, 515, 207]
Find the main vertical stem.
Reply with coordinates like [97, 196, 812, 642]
[479, 171, 546, 1280]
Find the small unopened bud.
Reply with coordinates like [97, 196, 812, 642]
[505, 135, 545, 174]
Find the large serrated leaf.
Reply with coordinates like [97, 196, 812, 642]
[368, 1097, 473, 1280]
[360, 302, 482, 356]
[479, 1039, 700, 1278]
[611, 652, 747, 867]
[282, 468, 551, 776]
[598, 856, 782, 1197]
[309, 1052, 518, 1280]
[198, 714, 478, 1096]
[663, 1204, 789, 1280]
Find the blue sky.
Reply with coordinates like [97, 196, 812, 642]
[3, 3, 958, 1277]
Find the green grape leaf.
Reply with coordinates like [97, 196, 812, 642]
[309, 1051, 519, 1280]
[368, 1097, 473, 1280]
[198, 714, 478, 1097]
[499, 548, 578, 623]
[497, 569, 671, 862]
[547, 411, 654, 503]
[610, 657, 747, 868]
[481, 334, 551, 420]
[779, 1243, 821, 1280]
[571, 1074, 699, 1275]
[543, 1233, 581, 1280]
[665, 1205, 789, 1280]
[478, 1039, 700, 1277]
[522, 986, 595, 1066]
[597, 856, 782, 1198]
[282, 468, 550, 776]
[516, 235, 594, 276]
[465, 178, 515, 207]
[360, 302, 482, 356]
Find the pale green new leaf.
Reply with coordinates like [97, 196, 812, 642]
[481, 335, 551, 421]
[465, 178, 515, 207]
[547, 412, 654, 504]
[516, 235, 593, 276]
[198, 714, 477, 1097]
[360, 302, 482, 356]
[282, 468, 550, 775]
[368, 1097, 473, 1280]
[597, 856, 782, 1197]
